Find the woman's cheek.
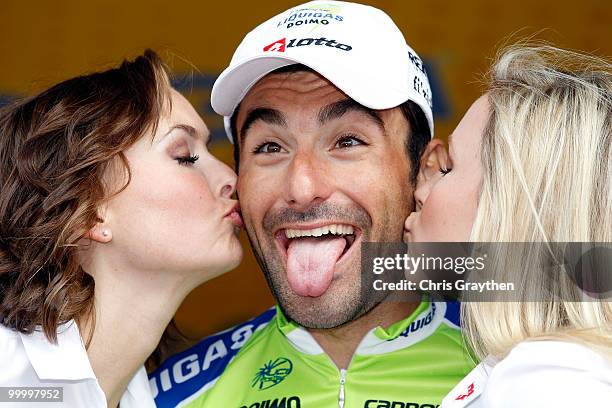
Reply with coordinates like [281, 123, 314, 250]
[421, 192, 440, 236]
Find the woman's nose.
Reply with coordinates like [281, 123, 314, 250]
[213, 158, 237, 198]
[414, 176, 432, 211]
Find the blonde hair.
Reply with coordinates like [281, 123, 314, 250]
[464, 44, 612, 361]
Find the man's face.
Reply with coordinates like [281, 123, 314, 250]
[236, 70, 414, 328]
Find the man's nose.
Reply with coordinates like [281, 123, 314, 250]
[284, 151, 332, 209]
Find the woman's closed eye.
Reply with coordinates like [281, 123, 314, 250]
[176, 154, 199, 165]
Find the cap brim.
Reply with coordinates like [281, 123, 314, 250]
[211, 54, 409, 118]
[212, 56, 297, 117]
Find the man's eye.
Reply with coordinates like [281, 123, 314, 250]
[335, 135, 365, 149]
[253, 142, 283, 154]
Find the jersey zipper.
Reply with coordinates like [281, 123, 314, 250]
[338, 368, 347, 408]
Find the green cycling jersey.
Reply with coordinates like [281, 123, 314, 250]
[149, 298, 475, 408]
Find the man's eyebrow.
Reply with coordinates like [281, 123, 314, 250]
[239, 107, 287, 143]
[317, 99, 385, 133]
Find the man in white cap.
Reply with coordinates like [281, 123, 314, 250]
[149, 2, 474, 407]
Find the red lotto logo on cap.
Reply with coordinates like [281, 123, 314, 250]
[263, 38, 286, 52]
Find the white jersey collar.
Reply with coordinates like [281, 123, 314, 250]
[356, 300, 445, 355]
[276, 298, 443, 356]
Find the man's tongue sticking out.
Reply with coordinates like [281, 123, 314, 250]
[286, 236, 347, 297]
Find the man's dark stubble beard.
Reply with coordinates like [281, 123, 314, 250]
[246, 202, 396, 329]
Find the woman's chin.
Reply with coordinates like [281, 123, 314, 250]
[197, 245, 243, 283]
[223, 245, 244, 272]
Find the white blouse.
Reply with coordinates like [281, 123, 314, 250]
[441, 340, 612, 408]
[0, 320, 155, 407]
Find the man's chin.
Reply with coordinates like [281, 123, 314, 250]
[275, 278, 370, 329]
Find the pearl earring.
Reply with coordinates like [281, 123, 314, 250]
[102, 230, 109, 237]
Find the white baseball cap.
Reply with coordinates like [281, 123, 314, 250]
[211, 0, 433, 143]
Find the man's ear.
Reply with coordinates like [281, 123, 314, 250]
[418, 139, 449, 183]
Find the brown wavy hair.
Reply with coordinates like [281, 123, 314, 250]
[0, 50, 171, 344]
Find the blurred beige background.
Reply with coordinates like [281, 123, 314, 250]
[1, 0, 610, 342]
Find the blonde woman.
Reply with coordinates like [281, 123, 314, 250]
[404, 45, 612, 406]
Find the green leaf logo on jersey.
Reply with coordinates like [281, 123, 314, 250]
[252, 357, 294, 390]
